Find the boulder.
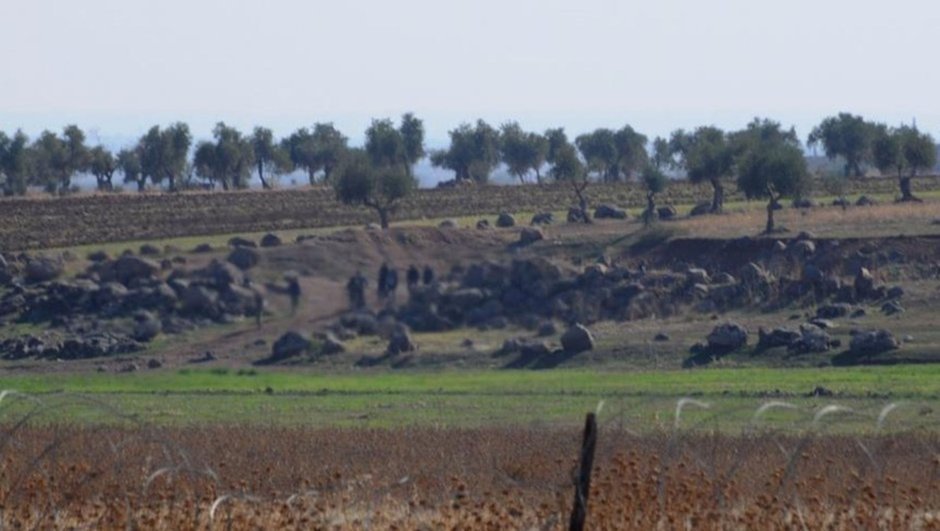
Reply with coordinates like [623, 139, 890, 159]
[386, 324, 417, 355]
[193, 243, 214, 253]
[519, 340, 552, 358]
[496, 212, 516, 228]
[131, 310, 162, 342]
[110, 256, 161, 286]
[24, 256, 64, 283]
[706, 322, 748, 352]
[816, 303, 855, 319]
[476, 219, 491, 230]
[87, 250, 111, 263]
[228, 237, 257, 248]
[139, 244, 161, 256]
[594, 204, 628, 220]
[258, 233, 282, 248]
[757, 327, 801, 349]
[567, 207, 589, 223]
[270, 331, 312, 361]
[196, 260, 241, 289]
[792, 240, 816, 256]
[537, 321, 558, 337]
[832, 197, 850, 208]
[530, 212, 554, 225]
[856, 195, 876, 207]
[887, 286, 904, 300]
[657, 205, 678, 220]
[792, 198, 815, 209]
[319, 332, 346, 355]
[881, 300, 904, 316]
[519, 227, 544, 246]
[439, 219, 459, 229]
[687, 268, 711, 285]
[689, 202, 712, 217]
[738, 262, 773, 288]
[181, 285, 219, 316]
[227, 247, 261, 271]
[560, 324, 594, 354]
[219, 285, 259, 316]
[849, 329, 900, 357]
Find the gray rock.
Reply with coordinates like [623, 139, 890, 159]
[530, 212, 554, 225]
[739, 262, 773, 287]
[476, 219, 491, 230]
[792, 198, 815, 209]
[792, 240, 816, 256]
[537, 321, 558, 337]
[139, 244, 161, 256]
[228, 236, 257, 248]
[881, 300, 904, 316]
[714, 273, 736, 285]
[854, 267, 875, 298]
[439, 218, 459, 229]
[757, 327, 801, 349]
[849, 329, 900, 357]
[816, 303, 855, 319]
[689, 202, 711, 217]
[687, 267, 711, 285]
[789, 324, 832, 354]
[132, 310, 162, 342]
[193, 243, 214, 253]
[887, 286, 904, 300]
[560, 324, 594, 354]
[260, 233, 283, 247]
[87, 250, 111, 262]
[110, 255, 161, 286]
[657, 205, 678, 220]
[594, 204, 628, 220]
[270, 331, 311, 361]
[856, 195, 876, 206]
[519, 340, 551, 357]
[25, 256, 64, 283]
[653, 332, 670, 342]
[496, 212, 516, 228]
[146, 358, 163, 369]
[181, 285, 219, 316]
[227, 247, 261, 270]
[319, 332, 345, 355]
[706, 322, 748, 352]
[519, 227, 544, 245]
[567, 207, 589, 223]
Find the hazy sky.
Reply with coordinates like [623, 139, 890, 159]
[2, 0, 939, 147]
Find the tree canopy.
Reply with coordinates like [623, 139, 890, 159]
[335, 149, 416, 228]
[872, 124, 937, 201]
[669, 126, 735, 213]
[136, 123, 192, 191]
[193, 122, 255, 190]
[0, 130, 31, 196]
[807, 113, 875, 177]
[431, 120, 501, 183]
[499, 122, 548, 184]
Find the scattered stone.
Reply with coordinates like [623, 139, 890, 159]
[87, 250, 111, 263]
[270, 331, 312, 361]
[714, 273, 736, 285]
[24, 256, 64, 283]
[567, 207, 589, 223]
[594, 204, 628, 220]
[260, 233, 283, 247]
[881, 300, 904, 316]
[108, 255, 161, 285]
[886, 286, 904, 300]
[816, 303, 855, 319]
[850, 308, 866, 318]
[519, 227, 544, 245]
[228, 237, 257, 248]
[792, 198, 815, 209]
[809, 318, 835, 330]
[849, 329, 900, 357]
[319, 332, 346, 355]
[706, 322, 748, 352]
[757, 327, 801, 349]
[855, 195, 876, 206]
[773, 240, 787, 253]
[147, 358, 163, 369]
[439, 219, 459, 229]
[653, 332, 670, 342]
[530, 212, 554, 225]
[832, 197, 850, 208]
[811, 386, 834, 397]
[227, 246, 261, 270]
[657, 205, 678, 220]
[689, 202, 711, 217]
[496, 212, 516, 228]
[519, 340, 551, 358]
[687, 267, 711, 285]
[131, 310, 162, 342]
[560, 324, 594, 354]
[792, 240, 816, 256]
[476, 219, 491, 230]
[854, 267, 875, 298]
[193, 243, 214, 253]
[139, 244, 161, 256]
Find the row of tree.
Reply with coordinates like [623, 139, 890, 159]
[0, 114, 936, 232]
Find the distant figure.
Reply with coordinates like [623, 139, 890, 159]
[422, 265, 435, 286]
[386, 267, 399, 305]
[377, 262, 390, 301]
[346, 271, 367, 309]
[406, 265, 420, 289]
[286, 275, 301, 316]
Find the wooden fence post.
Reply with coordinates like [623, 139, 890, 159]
[569, 412, 597, 531]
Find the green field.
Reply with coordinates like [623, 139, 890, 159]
[1, 366, 936, 432]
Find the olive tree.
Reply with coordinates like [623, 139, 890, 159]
[872, 124, 936, 202]
[0, 130, 31, 196]
[31, 125, 89, 194]
[669, 126, 734, 213]
[117, 148, 145, 191]
[807, 113, 875, 177]
[734, 119, 810, 234]
[193, 122, 254, 190]
[550, 142, 590, 222]
[335, 149, 415, 229]
[88, 145, 117, 191]
[499, 122, 548, 184]
[430, 120, 501, 183]
[251, 127, 291, 189]
[137, 123, 191, 191]
[641, 165, 668, 227]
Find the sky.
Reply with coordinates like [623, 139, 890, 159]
[2, 0, 939, 151]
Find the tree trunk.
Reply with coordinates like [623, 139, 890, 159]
[136, 178, 146, 192]
[710, 177, 724, 213]
[308, 168, 316, 185]
[765, 196, 776, 234]
[377, 207, 390, 229]
[644, 192, 655, 227]
[534, 167, 542, 185]
[899, 175, 919, 202]
[257, 161, 270, 190]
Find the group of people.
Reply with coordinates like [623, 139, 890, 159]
[346, 263, 436, 310]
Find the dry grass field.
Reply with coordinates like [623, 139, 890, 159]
[0, 424, 937, 529]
